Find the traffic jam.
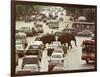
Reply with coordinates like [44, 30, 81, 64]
[15, 5, 96, 75]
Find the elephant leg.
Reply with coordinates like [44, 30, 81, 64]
[75, 40, 77, 47]
[68, 43, 70, 49]
[68, 43, 72, 49]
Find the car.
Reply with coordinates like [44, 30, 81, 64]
[16, 52, 18, 65]
[25, 43, 42, 61]
[50, 53, 64, 63]
[77, 29, 94, 37]
[16, 32, 28, 48]
[53, 48, 64, 57]
[48, 53, 64, 72]
[46, 20, 59, 29]
[32, 41, 44, 50]
[82, 40, 95, 63]
[34, 23, 44, 33]
[62, 28, 77, 35]
[26, 41, 43, 50]
[23, 64, 40, 72]
[34, 36, 41, 41]
[16, 40, 26, 49]
[18, 27, 37, 36]
[16, 42, 25, 57]
[47, 43, 60, 56]
[22, 55, 40, 69]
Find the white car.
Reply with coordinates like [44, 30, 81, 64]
[32, 41, 44, 50]
[16, 32, 28, 48]
[47, 43, 60, 56]
[16, 41, 25, 57]
[49, 53, 64, 63]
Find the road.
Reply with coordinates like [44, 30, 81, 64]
[16, 19, 95, 72]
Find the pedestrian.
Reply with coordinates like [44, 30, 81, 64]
[63, 44, 67, 54]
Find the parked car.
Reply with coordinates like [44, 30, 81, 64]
[77, 29, 93, 37]
[16, 32, 28, 48]
[18, 27, 37, 36]
[47, 43, 60, 56]
[22, 55, 40, 69]
[82, 40, 95, 63]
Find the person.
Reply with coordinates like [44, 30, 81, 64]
[51, 31, 53, 35]
[63, 44, 67, 54]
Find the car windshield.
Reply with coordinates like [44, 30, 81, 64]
[29, 45, 39, 49]
[52, 54, 62, 58]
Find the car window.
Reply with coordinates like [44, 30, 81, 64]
[16, 35, 26, 39]
[52, 55, 62, 58]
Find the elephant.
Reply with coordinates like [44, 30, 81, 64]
[40, 33, 56, 46]
[58, 32, 77, 49]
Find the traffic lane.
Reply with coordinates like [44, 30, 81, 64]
[64, 36, 94, 70]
